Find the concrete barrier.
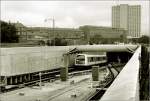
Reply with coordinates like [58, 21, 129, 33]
[100, 46, 141, 101]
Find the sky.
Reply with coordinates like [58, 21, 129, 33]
[1, 0, 149, 35]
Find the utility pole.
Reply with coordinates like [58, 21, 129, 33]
[44, 18, 55, 46]
[39, 72, 42, 89]
[52, 19, 55, 46]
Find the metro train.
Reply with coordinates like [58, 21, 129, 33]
[75, 54, 107, 66]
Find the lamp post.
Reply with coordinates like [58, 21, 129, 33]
[44, 18, 55, 46]
[39, 72, 42, 89]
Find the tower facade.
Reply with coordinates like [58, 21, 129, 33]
[112, 4, 141, 38]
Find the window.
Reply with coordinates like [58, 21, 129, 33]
[76, 55, 85, 64]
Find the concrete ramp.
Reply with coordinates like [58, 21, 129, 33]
[100, 46, 141, 101]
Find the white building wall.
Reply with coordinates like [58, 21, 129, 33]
[120, 4, 128, 30]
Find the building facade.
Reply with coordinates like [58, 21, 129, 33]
[25, 27, 84, 45]
[79, 25, 127, 44]
[112, 4, 141, 38]
[12, 22, 28, 42]
[13, 22, 85, 45]
[13, 22, 127, 45]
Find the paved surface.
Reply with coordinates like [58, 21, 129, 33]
[0, 71, 102, 101]
[0, 65, 123, 101]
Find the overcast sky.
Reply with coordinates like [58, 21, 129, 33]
[1, 0, 149, 35]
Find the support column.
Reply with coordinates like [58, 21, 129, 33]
[4, 77, 8, 85]
[30, 74, 33, 80]
[60, 54, 69, 81]
[92, 66, 99, 81]
[10, 77, 13, 85]
[24, 75, 27, 82]
[28, 74, 30, 81]
[15, 76, 18, 84]
[20, 76, 22, 83]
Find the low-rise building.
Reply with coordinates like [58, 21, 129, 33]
[13, 22, 127, 45]
[13, 22, 84, 45]
[25, 27, 84, 45]
[79, 25, 127, 44]
[12, 22, 27, 42]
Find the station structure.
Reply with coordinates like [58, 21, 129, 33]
[0, 45, 149, 101]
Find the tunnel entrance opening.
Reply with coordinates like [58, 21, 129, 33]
[106, 52, 133, 64]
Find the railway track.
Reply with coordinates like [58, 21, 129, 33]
[44, 66, 114, 101]
[87, 65, 123, 101]
[1, 63, 122, 95]
[87, 78, 114, 101]
[0, 67, 92, 93]
[46, 78, 89, 101]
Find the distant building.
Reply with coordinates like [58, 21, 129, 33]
[13, 22, 84, 45]
[112, 4, 141, 38]
[12, 22, 27, 42]
[79, 25, 127, 44]
[25, 27, 84, 45]
[13, 22, 127, 45]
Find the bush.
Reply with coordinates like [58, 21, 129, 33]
[138, 35, 150, 44]
[47, 38, 67, 46]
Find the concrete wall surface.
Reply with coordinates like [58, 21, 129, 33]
[0, 45, 138, 76]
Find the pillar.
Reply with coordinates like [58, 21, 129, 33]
[24, 75, 27, 82]
[92, 66, 99, 81]
[15, 76, 18, 84]
[4, 77, 8, 85]
[20, 76, 22, 83]
[28, 74, 30, 81]
[10, 77, 13, 84]
[60, 54, 69, 81]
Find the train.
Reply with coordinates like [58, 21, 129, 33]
[75, 54, 107, 66]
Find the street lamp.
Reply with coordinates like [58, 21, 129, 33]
[44, 18, 55, 46]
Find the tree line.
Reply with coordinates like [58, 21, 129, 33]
[1, 20, 19, 43]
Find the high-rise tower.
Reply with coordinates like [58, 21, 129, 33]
[112, 4, 141, 38]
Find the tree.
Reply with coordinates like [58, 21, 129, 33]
[138, 35, 150, 44]
[54, 38, 67, 46]
[79, 26, 90, 40]
[89, 35, 102, 44]
[47, 38, 67, 46]
[1, 20, 18, 43]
